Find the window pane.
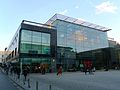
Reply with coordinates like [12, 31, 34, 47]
[32, 31, 41, 44]
[42, 33, 50, 54]
[21, 30, 32, 53]
[21, 30, 51, 55]
[42, 33, 50, 44]
[21, 30, 32, 42]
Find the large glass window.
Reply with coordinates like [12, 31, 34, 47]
[53, 20, 109, 53]
[32, 31, 42, 54]
[32, 31, 41, 43]
[21, 57, 51, 64]
[21, 30, 32, 53]
[20, 29, 50, 54]
[42, 33, 50, 54]
[21, 30, 32, 42]
[57, 31, 67, 46]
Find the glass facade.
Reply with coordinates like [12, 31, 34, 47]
[20, 29, 50, 54]
[53, 20, 109, 53]
[5, 20, 57, 72]
[51, 19, 109, 70]
[6, 30, 19, 62]
[20, 29, 53, 72]
[21, 57, 51, 65]
[5, 14, 111, 72]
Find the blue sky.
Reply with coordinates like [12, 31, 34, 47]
[0, 0, 119, 50]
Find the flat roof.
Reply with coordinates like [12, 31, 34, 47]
[22, 20, 56, 30]
[46, 14, 111, 32]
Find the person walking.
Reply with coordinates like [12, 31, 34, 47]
[84, 64, 88, 75]
[57, 66, 62, 76]
[41, 65, 46, 75]
[23, 67, 28, 81]
[16, 66, 21, 79]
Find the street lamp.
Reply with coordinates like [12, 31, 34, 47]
[52, 58, 55, 62]
[51, 58, 56, 72]
[20, 59, 23, 75]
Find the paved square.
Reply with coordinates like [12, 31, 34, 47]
[28, 70, 120, 90]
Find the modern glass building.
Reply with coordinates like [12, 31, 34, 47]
[5, 20, 57, 72]
[46, 14, 110, 70]
[77, 41, 120, 70]
[5, 14, 111, 72]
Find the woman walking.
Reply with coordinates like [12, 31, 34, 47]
[57, 66, 62, 76]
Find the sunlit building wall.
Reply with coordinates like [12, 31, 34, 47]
[46, 14, 110, 70]
[52, 20, 109, 53]
[5, 14, 111, 71]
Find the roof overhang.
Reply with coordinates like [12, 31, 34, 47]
[46, 14, 111, 32]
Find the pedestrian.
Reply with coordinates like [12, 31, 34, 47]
[6, 66, 9, 75]
[10, 66, 14, 75]
[49, 67, 52, 73]
[80, 63, 84, 72]
[88, 64, 92, 74]
[84, 64, 87, 75]
[41, 65, 46, 75]
[23, 67, 28, 81]
[92, 67, 96, 72]
[57, 66, 62, 76]
[16, 66, 21, 79]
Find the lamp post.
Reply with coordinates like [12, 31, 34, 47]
[51, 58, 56, 72]
[53, 58, 55, 62]
[20, 59, 23, 75]
[60, 52, 64, 65]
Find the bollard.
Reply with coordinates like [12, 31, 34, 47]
[36, 81, 38, 90]
[23, 77, 25, 85]
[28, 78, 31, 88]
[49, 84, 51, 90]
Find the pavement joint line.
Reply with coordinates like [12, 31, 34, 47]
[8, 76, 26, 90]
[0, 68, 26, 90]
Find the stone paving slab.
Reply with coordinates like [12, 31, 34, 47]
[5, 70, 120, 90]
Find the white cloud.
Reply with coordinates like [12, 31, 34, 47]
[95, 1, 118, 14]
[59, 9, 68, 15]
